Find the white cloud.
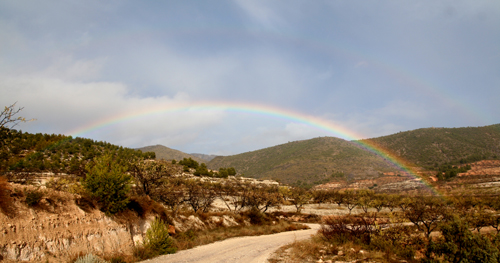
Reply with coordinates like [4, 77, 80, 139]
[0, 71, 226, 148]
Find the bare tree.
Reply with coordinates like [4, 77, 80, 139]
[183, 180, 217, 213]
[404, 196, 448, 240]
[214, 180, 251, 212]
[1, 102, 35, 129]
[131, 159, 170, 196]
[152, 177, 186, 216]
[343, 190, 359, 214]
[246, 184, 282, 212]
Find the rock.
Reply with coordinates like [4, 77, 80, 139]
[168, 225, 176, 235]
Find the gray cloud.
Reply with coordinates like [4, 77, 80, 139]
[1, 0, 498, 155]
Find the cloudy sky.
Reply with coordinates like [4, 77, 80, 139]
[1, 1, 499, 155]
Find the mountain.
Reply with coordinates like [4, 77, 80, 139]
[189, 153, 219, 162]
[362, 124, 500, 169]
[137, 145, 205, 164]
[208, 137, 399, 188]
[208, 124, 500, 188]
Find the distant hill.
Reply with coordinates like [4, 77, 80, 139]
[208, 124, 500, 188]
[208, 137, 399, 188]
[189, 153, 219, 162]
[137, 145, 205, 164]
[362, 124, 500, 169]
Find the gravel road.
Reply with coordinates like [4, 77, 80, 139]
[140, 224, 320, 263]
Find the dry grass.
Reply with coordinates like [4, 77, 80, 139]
[269, 234, 392, 263]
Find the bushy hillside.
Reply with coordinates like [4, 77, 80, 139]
[137, 144, 205, 164]
[362, 124, 500, 169]
[208, 137, 398, 188]
[0, 127, 155, 178]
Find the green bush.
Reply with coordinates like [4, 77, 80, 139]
[25, 189, 44, 207]
[142, 218, 177, 257]
[82, 154, 131, 215]
[427, 216, 500, 262]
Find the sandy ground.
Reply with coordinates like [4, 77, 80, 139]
[139, 224, 320, 263]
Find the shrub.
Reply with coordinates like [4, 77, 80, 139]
[82, 154, 131, 215]
[246, 207, 266, 225]
[427, 216, 500, 262]
[141, 218, 177, 257]
[25, 189, 44, 207]
[320, 214, 378, 245]
[370, 224, 421, 260]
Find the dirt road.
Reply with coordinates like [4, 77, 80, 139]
[140, 224, 320, 263]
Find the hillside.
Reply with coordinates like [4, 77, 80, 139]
[0, 127, 155, 178]
[137, 145, 205, 164]
[208, 124, 500, 188]
[362, 124, 500, 169]
[208, 137, 399, 188]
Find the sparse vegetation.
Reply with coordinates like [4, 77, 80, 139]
[2, 116, 500, 262]
[271, 192, 500, 263]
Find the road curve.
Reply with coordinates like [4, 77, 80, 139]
[140, 224, 320, 263]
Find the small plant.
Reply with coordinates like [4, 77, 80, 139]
[137, 217, 177, 259]
[25, 189, 44, 207]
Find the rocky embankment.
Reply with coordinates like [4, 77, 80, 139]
[0, 184, 243, 262]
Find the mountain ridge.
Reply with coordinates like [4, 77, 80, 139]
[136, 144, 205, 164]
[207, 124, 500, 187]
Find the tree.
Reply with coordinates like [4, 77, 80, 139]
[183, 180, 217, 213]
[178, 157, 199, 169]
[343, 190, 359, 214]
[131, 159, 170, 196]
[214, 179, 252, 212]
[82, 154, 132, 214]
[404, 196, 448, 240]
[218, 168, 229, 178]
[246, 184, 283, 212]
[194, 163, 212, 177]
[311, 189, 333, 205]
[286, 187, 312, 213]
[227, 167, 236, 176]
[152, 177, 186, 216]
[0, 102, 35, 129]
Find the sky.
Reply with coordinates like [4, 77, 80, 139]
[1, 0, 499, 155]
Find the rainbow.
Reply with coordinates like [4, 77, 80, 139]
[68, 101, 435, 192]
